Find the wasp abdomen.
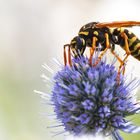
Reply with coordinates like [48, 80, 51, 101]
[125, 29, 140, 60]
[114, 28, 140, 61]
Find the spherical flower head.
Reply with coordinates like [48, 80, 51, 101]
[51, 56, 140, 140]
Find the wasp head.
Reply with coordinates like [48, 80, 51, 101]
[70, 36, 86, 58]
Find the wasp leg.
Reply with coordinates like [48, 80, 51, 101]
[119, 32, 131, 74]
[117, 32, 131, 84]
[64, 44, 72, 66]
[89, 37, 97, 65]
[111, 50, 124, 64]
[111, 50, 125, 84]
[93, 33, 110, 66]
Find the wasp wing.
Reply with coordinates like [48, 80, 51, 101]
[96, 21, 140, 28]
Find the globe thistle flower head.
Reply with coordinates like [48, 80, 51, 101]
[51, 56, 140, 140]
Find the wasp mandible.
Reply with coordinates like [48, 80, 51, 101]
[64, 21, 140, 78]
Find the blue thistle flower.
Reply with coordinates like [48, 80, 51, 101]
[50, 56, 140, 140]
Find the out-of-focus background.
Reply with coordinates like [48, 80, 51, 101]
[0, 0, 140, 140]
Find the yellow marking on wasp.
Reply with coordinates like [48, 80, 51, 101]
[128, 31, 132, 34]
[120, 28, 124, 32]
[71, 48, 77, 56]
[117, 27, 124, 32]
[71, 47, 75, 50]
[117, 28, 120, 31]
[82, 39, 85, 45]
[71, 40, 76, 44]
[93, 31, 98, 36]
[80, 47, 84, 54]
[71, 47, 76, 53]
[131, 43, 140, 53]
[110, 29, 113, 33]
[133, 49, 140, 57]
[129, 36, 137, 46]
[79, 31, 89, 36]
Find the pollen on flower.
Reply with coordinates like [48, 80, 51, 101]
[47, 56, 140, 140]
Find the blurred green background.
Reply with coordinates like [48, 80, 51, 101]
[0, 0, 140, 140]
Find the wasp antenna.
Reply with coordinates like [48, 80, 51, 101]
[63, 44, 69, 66]
[68, 45, 72, 66]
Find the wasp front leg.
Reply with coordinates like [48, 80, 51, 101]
[93, 33, 110, 66]
[89, 37, 98, 65]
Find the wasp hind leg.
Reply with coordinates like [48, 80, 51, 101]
[111, 49, 125, 84]
[63, 44, 72, 66]
[93, 33, 110, 66]
[115, 32, 131, 84]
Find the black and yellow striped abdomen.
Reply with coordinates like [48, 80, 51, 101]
[114, 28, 140, 61]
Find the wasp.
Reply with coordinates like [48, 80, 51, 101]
[64, 21, 140, 81]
